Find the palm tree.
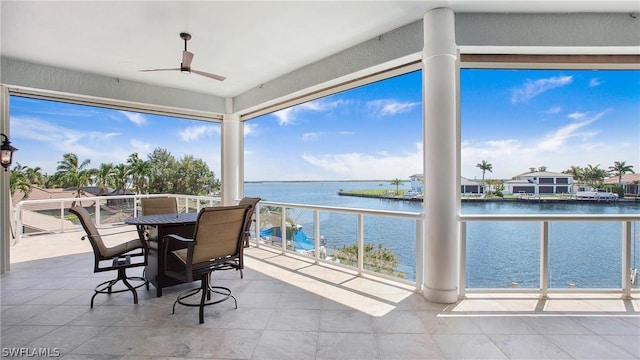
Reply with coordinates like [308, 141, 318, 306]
[582, 164, 608, 188]
[563, 165, 584, 184]
[23, 166, 44, 187]
[476, 160, 493, 193]
[111, 163, 130, 195]
[390, 178, 403, 195]
[608, 161, 635, 186]
[537, 166, 547, 172]
[95, 163, 115, 195]
[476, 160, 493, 181]
[9, 163, 31, 198]
[55, 153, 93, 205]
[126, 153, 151, 194]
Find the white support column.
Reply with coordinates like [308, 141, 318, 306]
[422, 8, 459, 303]
[0, 86, 10, 274]
[221, 98, 241, 206]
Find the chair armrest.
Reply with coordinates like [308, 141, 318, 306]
[163, 234, 194, 243]
[162, 234, 197, 281]
[163, 233, 195, 263]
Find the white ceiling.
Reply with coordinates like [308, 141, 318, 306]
[2, 1, 638, 98]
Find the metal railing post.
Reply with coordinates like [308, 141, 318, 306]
[540, 221, 549, 299]
[94, 200, 101, 226]
[416, 218, 424, 293]
[314, 210, 320, 264]
[357, 213, 364, 276]
[622, 220, 632, 299]
[15, 202, 23, 244]
[255, 204, 261, 248]
[280, 206, 287, 254]
[60, 203, 65, 233]
[459, 221, 466, 298]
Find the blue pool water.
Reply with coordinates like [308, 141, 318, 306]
[245, 181, 640, 288]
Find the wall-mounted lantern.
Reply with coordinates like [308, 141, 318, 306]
[0, 133, 18, 171]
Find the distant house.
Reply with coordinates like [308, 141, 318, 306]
[604, 173, 640, 195]
[409, 174, 483, 194]
[409, 174, 423, 193]
[461, 177, 483, 194]
[504, 171, 574, 195]
[12, 186, 94, 210]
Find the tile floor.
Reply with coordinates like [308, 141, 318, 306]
[1, 228, 639, 359]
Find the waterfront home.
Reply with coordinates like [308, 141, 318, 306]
[503, 171, 574, 195]
[461, 176, 483, 194]
[408, 174, 423, 193]
[604, 173, 640, 196]
[410, 175, 484, 195]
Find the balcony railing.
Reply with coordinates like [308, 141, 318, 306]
[12, 196, 640, 297]
[13, 194, 221, 242]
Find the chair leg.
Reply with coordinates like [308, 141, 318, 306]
[173, 271, 237, 324]
[90, 266, 147, 308]
[199, 274, 208, 324]
[120, 268, 139, 305]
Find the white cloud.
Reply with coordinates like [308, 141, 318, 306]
[367, 99, 420, 117]
[568, 112, 586, 120]
[272, 99, 348, 125]
[589, 78, 601, 87]
[339, 131, 355, 136]
[130, 139, 154, 155]
[511, 75, 573, 103]
[460, 110, 614, 178]
[273, 107, 294, 125]
[543, 106, 562, 114]
[12, 116, 118, 153]
[301, 132, 322, 142]
[299, 142, 423, 180]
[536, 119, 598, 151]
[119, 111, 147, 126]
[179, 124, 220, 142]
[244, 123, 259, 136]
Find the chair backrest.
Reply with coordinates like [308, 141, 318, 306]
[238, 197, 261, 232]
[191, 205, 251, 265]
[141, 197, 178, 215]
[69, 206, 108, 258]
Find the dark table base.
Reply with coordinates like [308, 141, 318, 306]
[144, 223, 196, 297]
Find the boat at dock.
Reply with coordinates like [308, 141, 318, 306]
[575, 189, 619, 201]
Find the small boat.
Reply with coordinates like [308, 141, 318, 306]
[576, 189, 619, 201]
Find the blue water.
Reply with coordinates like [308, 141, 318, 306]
[245, 181, 640, 288]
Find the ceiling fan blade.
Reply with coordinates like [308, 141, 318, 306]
[191, 69, 227, 81]
[182, 51, 194, 68]
[140, 68, 180, 72]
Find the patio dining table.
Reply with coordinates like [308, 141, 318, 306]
[125, 212, 198, 297]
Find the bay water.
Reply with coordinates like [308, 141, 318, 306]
[245, 181, 640, 288]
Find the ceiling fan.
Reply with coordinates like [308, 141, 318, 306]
[141, 32, 226, 81]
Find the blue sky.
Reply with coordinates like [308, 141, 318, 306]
[9, 68, 640, 181]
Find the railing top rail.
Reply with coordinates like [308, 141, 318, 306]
[460, 213, 640, 221]
[258, 200, 422, 219]
[15, 194, 221, 207]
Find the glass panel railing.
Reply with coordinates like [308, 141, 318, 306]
[466, 221, 539, 288]
[549, 221, 621, 289]
[320, 212, 358, 267]
[363, 214, 415, 281]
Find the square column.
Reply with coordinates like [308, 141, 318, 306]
[221, 108, 242, 206]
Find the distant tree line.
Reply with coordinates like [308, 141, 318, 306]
[10, 147, 220, 199]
